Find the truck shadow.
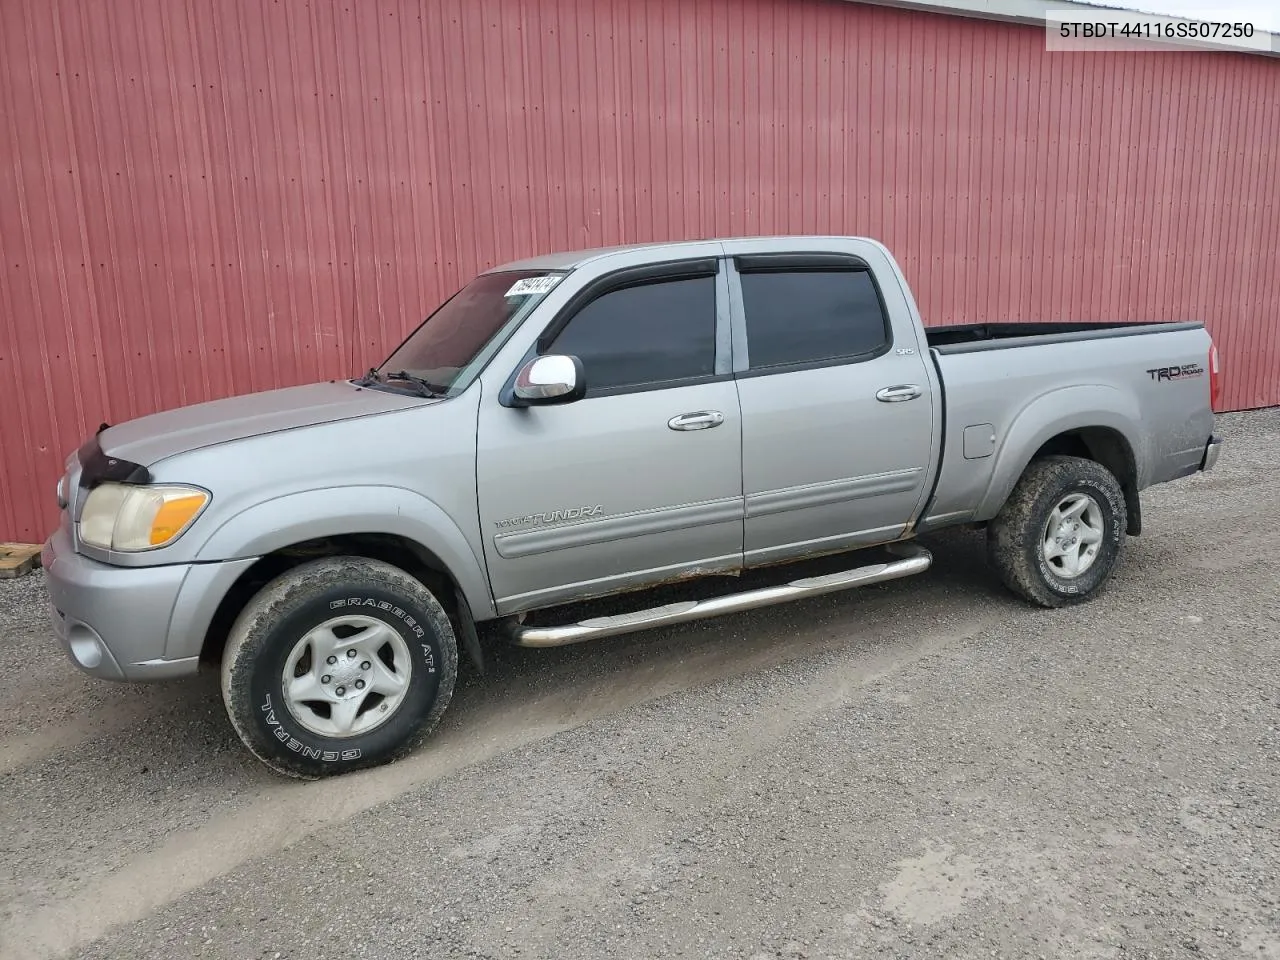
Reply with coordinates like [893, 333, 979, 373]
[3, 529, 1003, 830]
[0, 525, 1014, 940]
[447, 527, 1000, 731]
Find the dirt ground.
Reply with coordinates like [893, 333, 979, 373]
[1, 409, 1277, 960]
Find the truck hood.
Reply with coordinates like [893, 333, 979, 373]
[97, 380, 433, 467]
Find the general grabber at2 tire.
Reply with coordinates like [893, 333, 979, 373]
[987, 455, 1128, 609]
[220, 556, 458, 779]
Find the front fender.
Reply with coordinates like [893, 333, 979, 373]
[191, 485, 495, 619]
[974, 385, 1145, 522]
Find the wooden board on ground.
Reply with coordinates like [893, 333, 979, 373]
[0, 543, 42, 579]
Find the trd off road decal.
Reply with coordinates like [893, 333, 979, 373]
[1146, 363, 1204, 382]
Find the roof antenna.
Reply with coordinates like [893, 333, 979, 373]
[347, 214, 359, 377]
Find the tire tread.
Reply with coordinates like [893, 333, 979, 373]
[220, 556, 458, 779]
[987, 455, 1126, 609]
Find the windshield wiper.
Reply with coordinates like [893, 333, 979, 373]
[383, 370, 447, 398]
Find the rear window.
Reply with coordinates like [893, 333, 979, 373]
[739, 269, 889, 369]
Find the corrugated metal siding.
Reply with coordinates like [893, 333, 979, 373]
[1, 0, 1277, 542]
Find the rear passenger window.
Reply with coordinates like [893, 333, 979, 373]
[739, 269, 889, 370]
[549, 276, 716, 392]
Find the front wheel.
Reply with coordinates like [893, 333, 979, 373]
[987, 455, 1127, 608]
[220, 556, 458, 779]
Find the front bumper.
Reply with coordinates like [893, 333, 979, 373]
[42, 528, 257, 682]
[1200, 434, 1223, 472]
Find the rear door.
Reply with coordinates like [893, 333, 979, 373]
[475, 253, 744, 614]
[724, 241, 937, 566]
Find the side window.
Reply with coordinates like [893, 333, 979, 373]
[548, 276, 716, 392]
[738, 268, 889, 370]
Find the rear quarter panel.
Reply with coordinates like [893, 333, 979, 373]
[924, 324, 1214, 527]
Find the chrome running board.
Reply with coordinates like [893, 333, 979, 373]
[509, 542, 932, 648]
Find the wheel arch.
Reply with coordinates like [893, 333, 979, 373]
[1026, 426, 1141, 534]
[975, 387, 1145, 534]
[190, 485, 494, 672]
[199, 531, 486, 672]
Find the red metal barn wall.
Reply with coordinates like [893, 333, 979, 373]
[1, 0, 1278, 542]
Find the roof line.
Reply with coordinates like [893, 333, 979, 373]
[844, 0, 1280, 57]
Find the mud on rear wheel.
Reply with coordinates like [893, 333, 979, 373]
[987, 455, 1128, 608]
[220, 556, 458, 779]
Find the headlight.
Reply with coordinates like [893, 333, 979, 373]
[79, 483, 210, 551]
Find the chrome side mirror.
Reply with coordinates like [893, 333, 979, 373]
[512, 354, 586, 405]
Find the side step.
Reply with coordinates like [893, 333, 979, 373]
[508, 542, 933, 648]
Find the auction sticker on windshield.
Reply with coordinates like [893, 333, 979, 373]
[506, 276, 561, 297]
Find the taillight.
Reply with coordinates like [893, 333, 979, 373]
[1208, 342, 1223, 410]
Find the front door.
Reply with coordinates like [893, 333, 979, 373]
[476, 261, 743, 614]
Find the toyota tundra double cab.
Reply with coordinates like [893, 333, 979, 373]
[43, 236, 1223, 777]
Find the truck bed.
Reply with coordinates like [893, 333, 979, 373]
[926, 321, 1204, 354]
[920, 318, 1215, 531]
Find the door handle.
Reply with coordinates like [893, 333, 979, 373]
[875, 384, 923, 403]
[668, 410, 725, 431]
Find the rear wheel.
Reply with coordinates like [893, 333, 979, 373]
[220, 556, 458, 778]
[987, 455, 1127, 608]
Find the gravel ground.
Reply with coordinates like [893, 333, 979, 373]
[1, 408, 1277, 960]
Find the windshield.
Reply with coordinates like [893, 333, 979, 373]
[376, 269, 566, 396]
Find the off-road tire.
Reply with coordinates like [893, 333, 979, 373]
[220, 556, 458, 779]
[987, 455, 1127, 608]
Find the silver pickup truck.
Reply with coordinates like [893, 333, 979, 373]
[42, 236, 1223, 778]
